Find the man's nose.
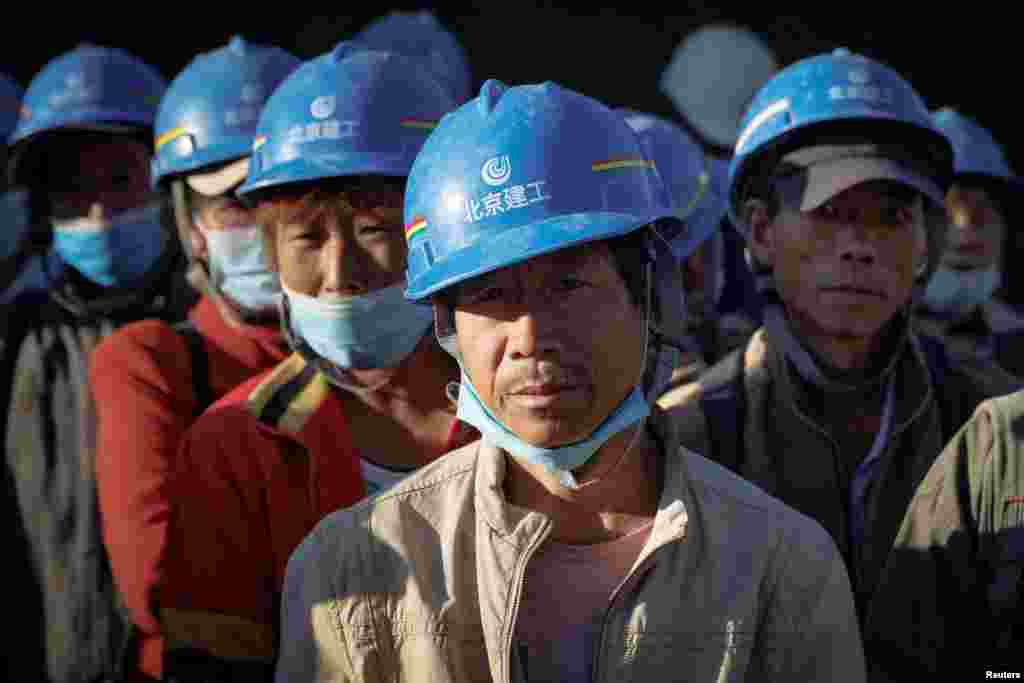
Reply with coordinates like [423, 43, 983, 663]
[836, 225, 878, 265]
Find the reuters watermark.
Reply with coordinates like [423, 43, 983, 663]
[986, 672, 1022, 680]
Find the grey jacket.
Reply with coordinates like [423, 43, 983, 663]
[4, 255, 190, 683]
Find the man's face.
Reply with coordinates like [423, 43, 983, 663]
[453, 242, 644, 448]
[750, 181, 928, 340]
[46, 135, 154, 221]
[273, 178, 407, 298]
[941, 183, 1006, 270]
[192, 192, 259, 233]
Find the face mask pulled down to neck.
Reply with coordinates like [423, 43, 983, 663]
[283, 281, 434, 371]
[448, 264, 656, 490]
[922, 264, 1001, 317]
[51, 203, 166, 287]
[193, 211, 280, 317]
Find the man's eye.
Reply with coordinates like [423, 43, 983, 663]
[555, 277, 586, 292]
[883, 205, 914, 226]
[816, 203, 842, 221]
[359, 225, 392, 238]
[464, 287, 504, 304]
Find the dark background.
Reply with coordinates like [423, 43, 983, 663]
[5, 5, 1017, 167]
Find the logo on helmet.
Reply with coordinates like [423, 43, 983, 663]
[49, 72, 96, 109]
[481, 155, 512, 187]
[848, 68, 871, 85]
[311, 96, 336, 120]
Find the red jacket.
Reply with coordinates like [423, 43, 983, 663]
[89, 297, 288, 680]
[159, 352, 476, 671]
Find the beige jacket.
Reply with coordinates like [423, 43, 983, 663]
[275, 409, 865, 682]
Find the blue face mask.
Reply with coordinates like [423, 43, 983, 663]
[51, 203, 166, 287]
[0, 189, 31, 262]
[922, 264, 1001, 317]
[194, 213, 280, 317]
[454, 371, 651, 489]
[282, 281, 433, 370]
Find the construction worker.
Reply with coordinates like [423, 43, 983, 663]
[1, 72, 33, 296]
[660, 48, 1021, 632]
[659, 24, 776, 364]
[87, 37, 300, 681]
[157, 43, 471, 679]
[0, 61, 48, 683]
[916, 108, 1024, 378]
[353, 9, 472, 104]
[867, 387, 1024, 679]
[276, 79, 864, 682]
[1, 44, 185, 683]
[620, 109, 713, 381]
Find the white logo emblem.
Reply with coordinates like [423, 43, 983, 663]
[481, 155, 512, 187]
[848, 68, 871, 85]
[65, 72, 84, 89]
[311, 96, 336, 120]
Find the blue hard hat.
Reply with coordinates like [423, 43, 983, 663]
[354, 10, 472, 105]
[620, 109, 715, 262]
[403, 80, 682, 301]
[151, 36, 301, 188]
[688, 154, 731, 247]
[10, 44, 166, 148]
[931, 107, 1013, 183]
[727, 48, 952, 229]
[238, 42, 456, 197]
[0, 73, 23, 143]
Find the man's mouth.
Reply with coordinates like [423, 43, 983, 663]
[511, 383, 580, 396]
[820, 285, 885, 298]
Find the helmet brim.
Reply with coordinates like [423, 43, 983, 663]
[404, 210, 672, 301]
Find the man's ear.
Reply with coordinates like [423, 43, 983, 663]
[746, 199, 775, 269]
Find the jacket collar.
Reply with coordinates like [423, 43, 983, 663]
[473, 406, 692, 551]
[766, 327, 935, 437]
[244, 352, 334, 441]
[48, 243, 183, 320]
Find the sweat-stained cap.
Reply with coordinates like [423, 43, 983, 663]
[776, 144, 945, 211]
[185, 157, 250, 196]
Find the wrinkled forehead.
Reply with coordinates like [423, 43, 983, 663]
[452, 241, 612, 296]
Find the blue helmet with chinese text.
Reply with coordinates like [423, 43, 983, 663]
[10, 44, 165, 147]
[727, 48, 953, 234]
[1, 73, 23, 144]
[932, 108, 1014, 184]
[237, 42, 456, 197]
[620, 109, 716, 263]
[8, 44, 166, 184]
[403, 80, 682, 301]
[151, 36, 301, 188]
[353, 10, 472, 105]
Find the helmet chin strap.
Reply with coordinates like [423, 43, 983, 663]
[572, 255, 654, 491]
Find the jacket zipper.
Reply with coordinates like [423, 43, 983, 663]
[590, 529, 686, 681]
[501, 518, 552, 683]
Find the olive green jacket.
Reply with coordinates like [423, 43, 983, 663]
[865, 390, 1024, 680]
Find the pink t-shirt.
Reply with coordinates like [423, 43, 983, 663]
[514, 520, 654, 682]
